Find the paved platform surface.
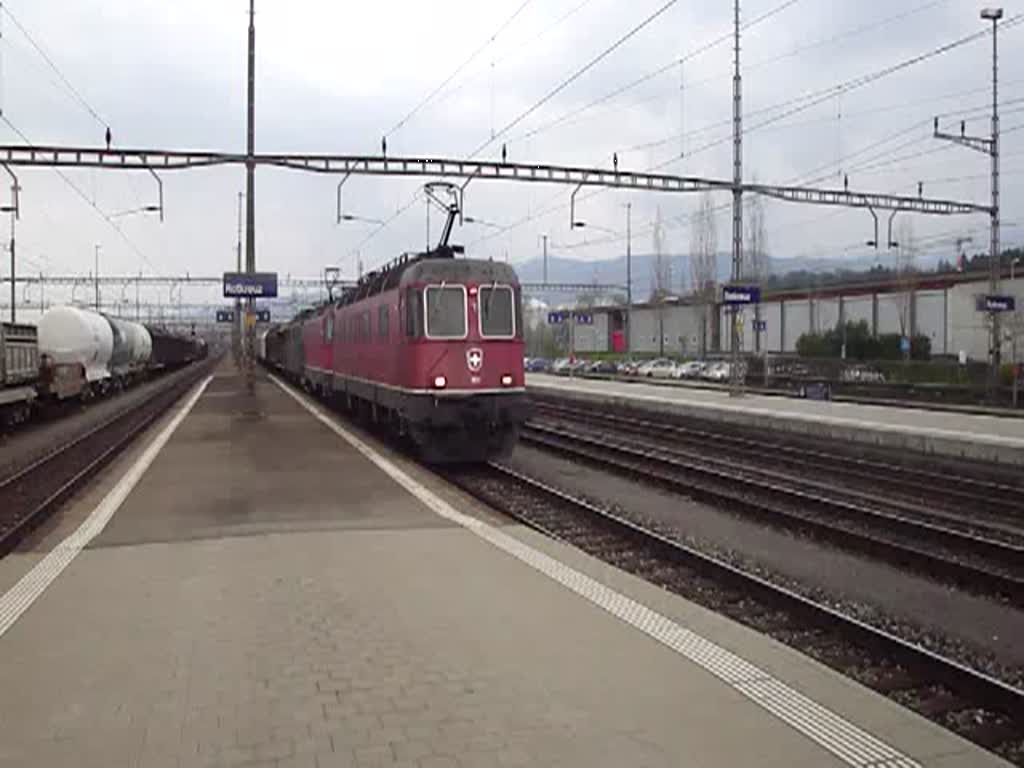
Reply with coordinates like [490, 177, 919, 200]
[0, 363, 1011, 767]
[528, 373, 1024, 465]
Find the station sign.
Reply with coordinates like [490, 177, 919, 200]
[754, 320, 767, 332]
[547, 311, 594, 325]
[722, 285, 762, 305]
[223, 271, 279, 298]
[976, 294, 1017, 313]
[256, 309, 271, 323]
[215, 309, 235, 323]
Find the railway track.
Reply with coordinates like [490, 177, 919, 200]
[519, 418, 1024, 604]
[445, 462, 1024, 765]
[0, 362, 212, 556]
[531, 398, 1024, 531]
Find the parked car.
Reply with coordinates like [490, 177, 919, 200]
[798, 381, 833, 400]
[674, 360, 705, 379]
[551, 358, 572, 374]
[638, 358, 678, 379]
[703, 362, 731, 382]
[617, 360, 642, 376]
[589, 360, 618, 375]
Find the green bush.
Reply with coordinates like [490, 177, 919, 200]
[796, 321, 931, 362]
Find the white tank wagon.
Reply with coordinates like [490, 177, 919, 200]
[105, 316, 152, 383]
[37, 306, 114, 399]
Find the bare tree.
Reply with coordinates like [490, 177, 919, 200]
[689, 191, 718, 296]
[743, 191, 769, 282]
[650, 206, 672, 300]
[688, 192, 718, 356]
[895, 218, 918, 357]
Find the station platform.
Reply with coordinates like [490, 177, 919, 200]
[527, 373, 1024, 466]
[0, 362, 1010, 768]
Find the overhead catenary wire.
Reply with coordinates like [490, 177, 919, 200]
[659, 15, 1024, 168]
[507, 0, 951, 148]
[350, 189, 427, 265]
[385, 0, 536, 139]
[0, 3, 107, 128]
[427, 0, 601, 115]
[465, 1, 805, 248]
[0, 114, 159, 273]
[469, 15, 1024, 251]
[1, 3, 154, 218]
[468, 0, 683, 159]
[513, 0, 803, 145]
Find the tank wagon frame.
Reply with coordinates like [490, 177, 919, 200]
[0, 307, 208, 432]
[0, 322, 40, 427]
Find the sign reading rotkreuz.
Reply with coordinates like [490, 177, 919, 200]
[722, 285, 762, 305]
[977, 294, 1016, 313]
[223, 271, 279, 298]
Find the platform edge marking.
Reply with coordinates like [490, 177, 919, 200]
[0, 375, 213, 638]
[272, 375, 925, 768]
[528, 377, 1024, 450]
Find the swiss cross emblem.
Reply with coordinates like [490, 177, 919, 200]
[466, 347, 484, 372]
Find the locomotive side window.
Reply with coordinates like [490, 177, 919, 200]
[478, 285, 515, 338]
[378, 305, 389, 339]
[405, 288, 424, 337]
[361, 310, 371, 342]
[424, 285, 467, 339]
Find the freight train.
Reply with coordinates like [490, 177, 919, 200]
[261, 244, 529, 463]
[1, 306, 207, 428]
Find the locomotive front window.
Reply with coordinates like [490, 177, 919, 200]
[424, 285, 467, 339]
[479, 285, 515, 338]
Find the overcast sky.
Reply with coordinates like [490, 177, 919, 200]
[1, 0, 1022, 311]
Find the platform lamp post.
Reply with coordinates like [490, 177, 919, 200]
[236, 192, 244, 365]
[571, 218, 630, 354]
[339, 215, 384, 281]
[982, 6, 1004, 395]
[624, 202, 632, 358]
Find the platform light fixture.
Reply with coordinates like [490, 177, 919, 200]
[340, 213, 385, 225]
[464, 216, 503, 230]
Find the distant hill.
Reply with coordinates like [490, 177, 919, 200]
[511, 251, 944, 304]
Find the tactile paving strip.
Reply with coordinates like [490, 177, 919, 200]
[277, 377, 923, 768]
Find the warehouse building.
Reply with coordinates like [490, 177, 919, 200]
[569, 270, 1023, 362]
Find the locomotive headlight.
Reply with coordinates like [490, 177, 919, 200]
[433, 375, 447, 389]
[501, 374, 514, 387]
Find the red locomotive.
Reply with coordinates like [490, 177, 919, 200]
[262, 243, 529, 463]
